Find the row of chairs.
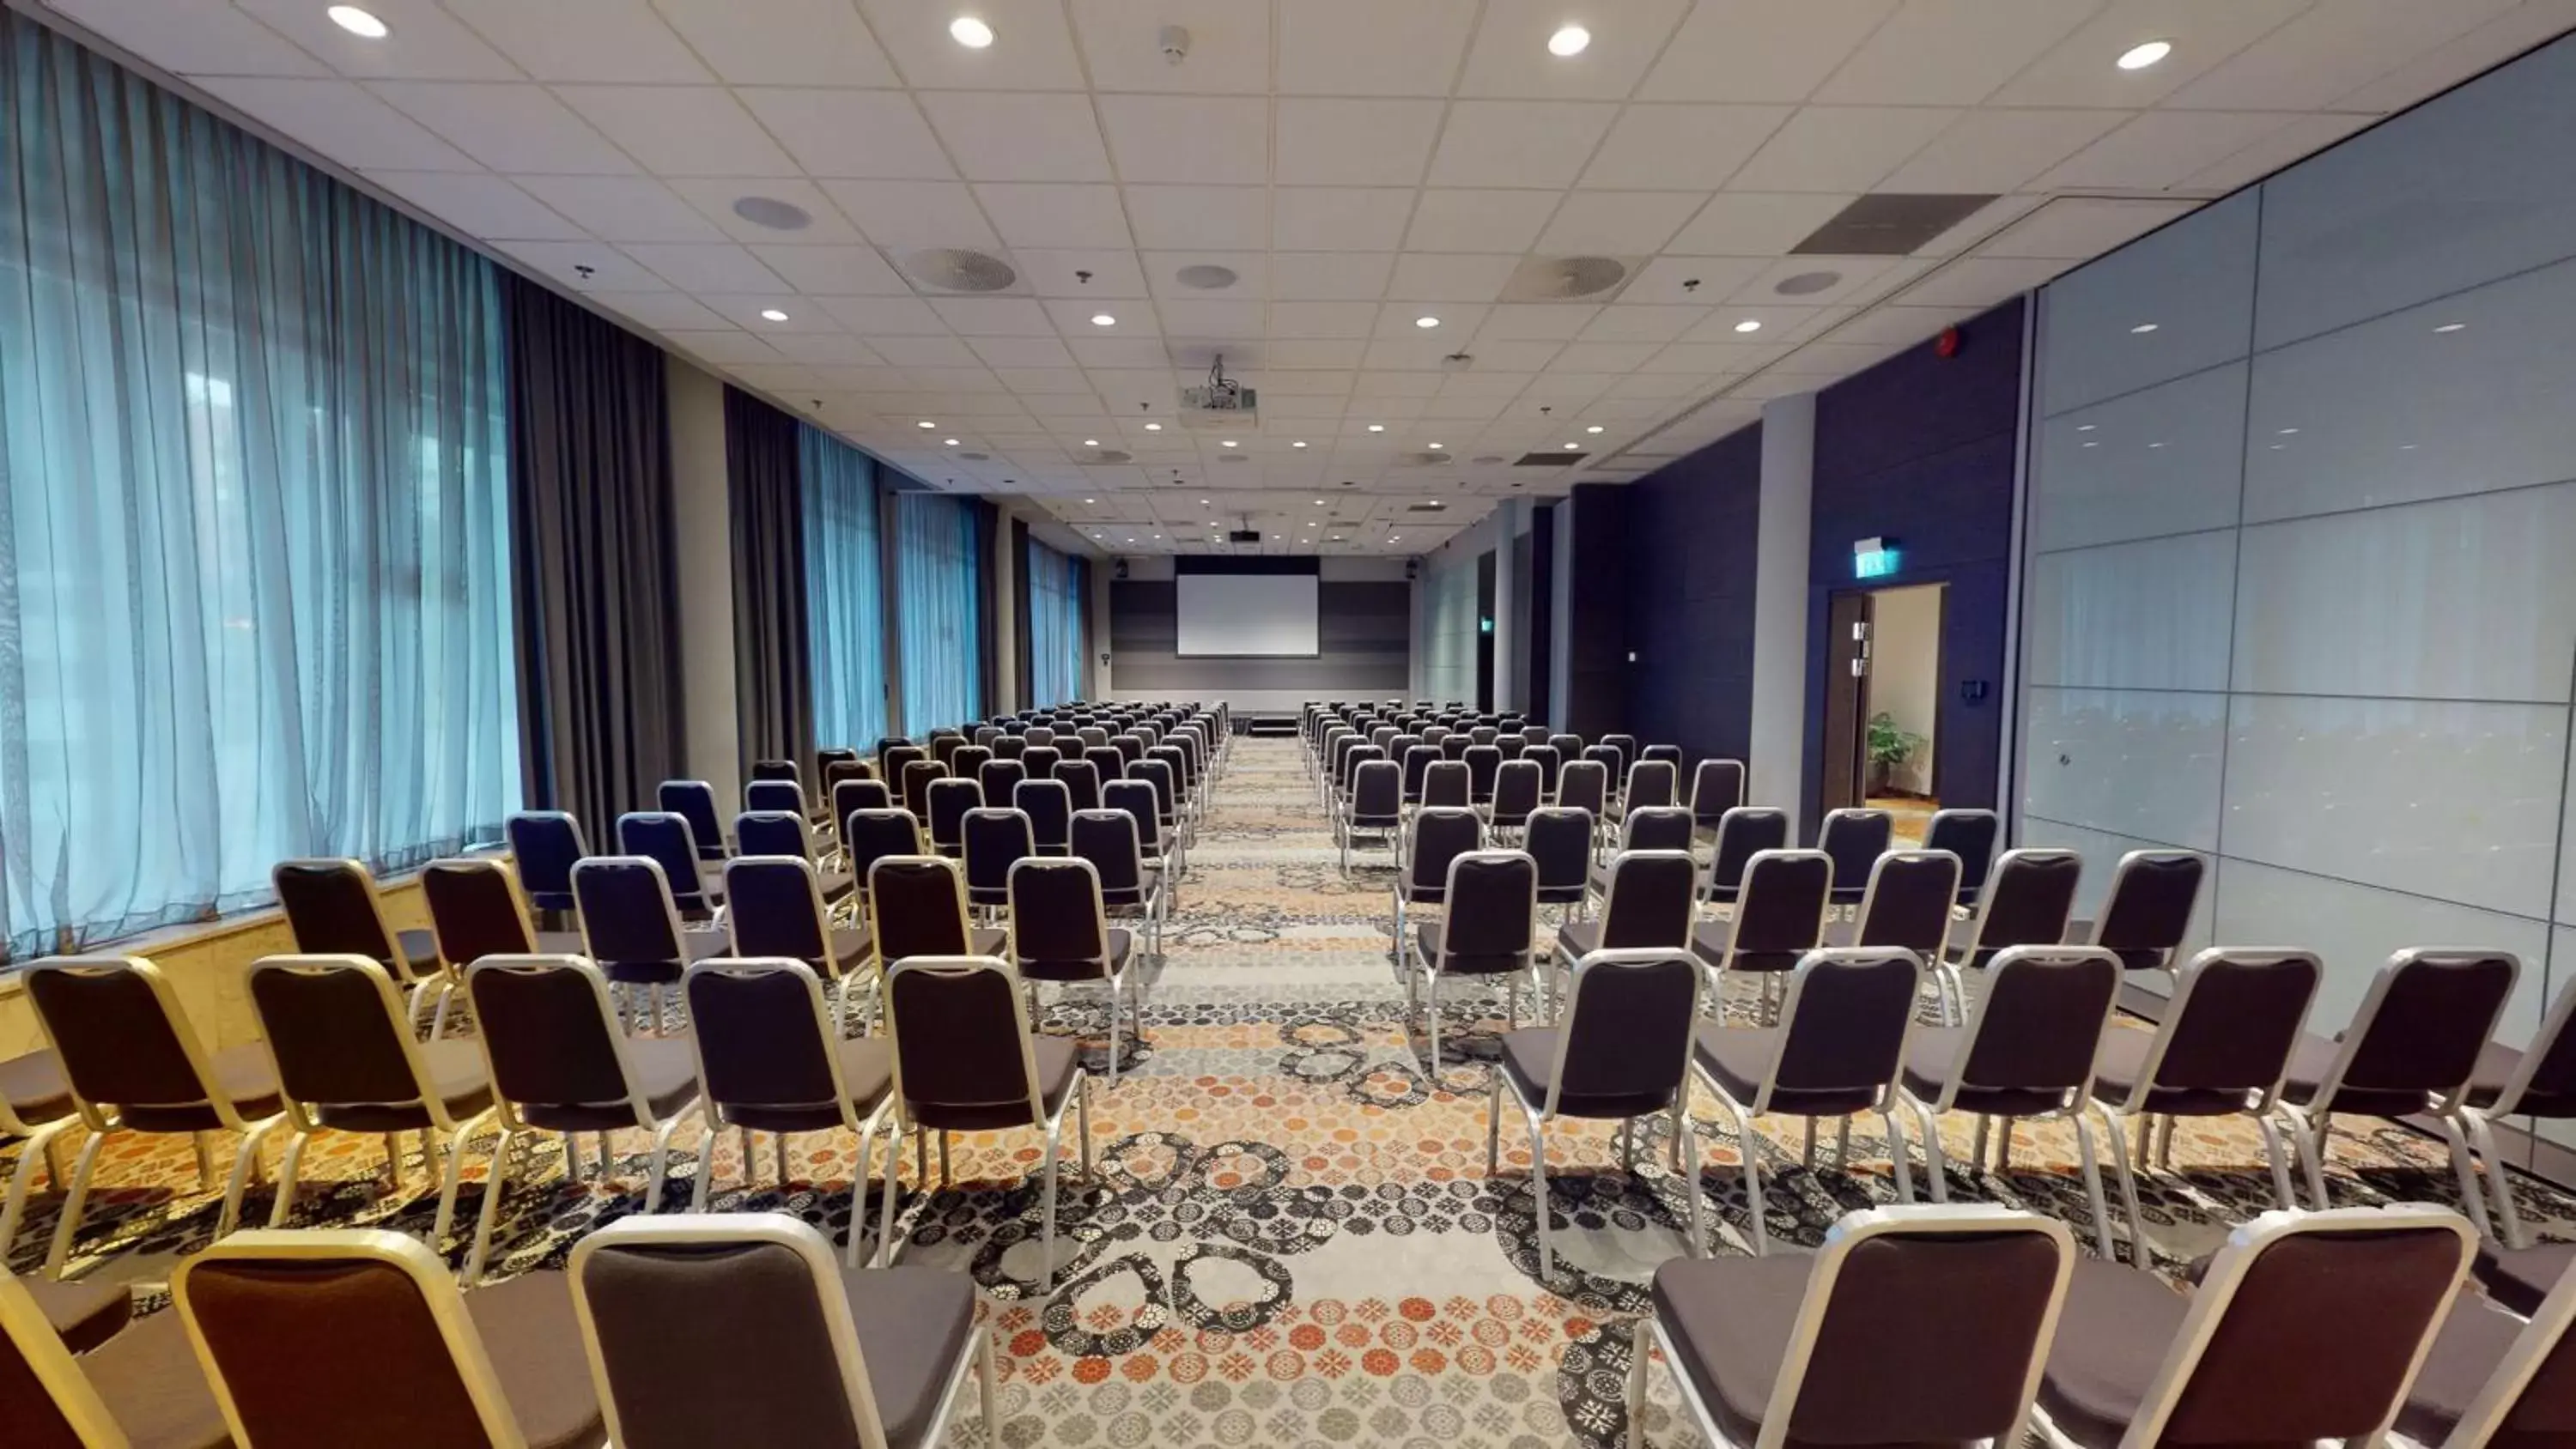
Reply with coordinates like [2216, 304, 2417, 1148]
[3, 1210, 994, 1449]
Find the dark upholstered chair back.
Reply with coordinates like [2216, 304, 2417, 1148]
[1464, 745, 1502, 803]
[751, 760, 799, 784]
[506, 811, 588, 911]
[1400, 745, 1438, 803]
[1688, 758, 1745, 827]
[977, 759, 1026, 803]
[1101, 779, 1164, 852]
[899, 760, 945, 821]
[1072, 809, 1148, 897]
[249, 956, 427, 1110]
[1595, 852, 1698, 950]
[1922, 809, 2000, 904]
[1434, 852, 1537, 965]
[1774, 950, 1921, 1101]
[1352, 761, 1401, 822]
[1707, 808, 1791, 903]
[1014, 779, 1072, 852]
[963, 808, 1033, 901]
[1964, 850, 2081, 965]
[2337, 950, 2518, 1098]
[1958, 948, 2121, 1094]
[2140, 949, 2320, 1100]
[1817, 809, 1893, 903]
[1854, 851, 1962, 961]
[724, 858, 830, 966]
[925, 777, 981, 851]
[745, 779, 803, 817]
[2094, 851, 2206, 968]
[1522, 743, 1560, 796]
[1406, 809, 1483, 896]
[1556, 760, 1608, 818]
[1053, 760, 1103, 815]
[617, 813, 711, 912]
[1624, 760, 1678, 810]
[1726, 851, 1832, 967]
[656, 780, 727, 861]
[1491, 761, 1541, 826]
[734, 810, 812, 862]
[273, 859, 400, 965]
[1525, 809, 1594, 904]
[1619, 805, 1695, 854]
[1422, 760, 1470, 809]
[1554, 951, 1698, 1110]
[422, 858, 537, 968]
[685, 961, 839, 1115]
[1010, 859, 1109, 971]
[574, 858, 686, 967]
[23, 958, 212, 1121]
[467, 957, 631, 1108]
[868, 858, 972, 967]
[841, 809, 921, 894]
[885, 959, 1038, 1131]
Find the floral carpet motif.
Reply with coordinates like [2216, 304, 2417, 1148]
[9, 737, 2569, 1447]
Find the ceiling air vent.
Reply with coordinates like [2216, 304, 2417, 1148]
[1400, 450, 1455, 466]
[899, 247, 1018, 293]
[1088, 448, 1133, 464]
[1471, 454, 1507, 465]
[1790, 194, 1996, 256]
[1176, 264, 1240, 289]
[1514, 452, 1586, 466]
[1499, 254, 1636, 302]
[955, 452, 990, 461]
[1406, 501, 1451, 513]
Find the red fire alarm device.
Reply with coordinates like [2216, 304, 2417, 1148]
[1935, 324, 1963, 358]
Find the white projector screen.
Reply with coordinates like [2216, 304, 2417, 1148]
[1176, 573, 1321, 657]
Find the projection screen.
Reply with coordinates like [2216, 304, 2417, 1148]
[1175, 573, 1321, 657]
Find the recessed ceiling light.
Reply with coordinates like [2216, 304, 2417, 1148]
[1084, 497, 1097, 504]
[2434, 322, 2467, 333]
[2148, 441, 2167, 449]
[943, 438, 959, 446]
[2081, 441, 2099, 449]
[1562, 442, 1580, 451]
[1199, 498, 1210, 505]
[1414, 316, 1440, 329]
[1390, 536, 1400, 542]
[2116, 39, 2172, 70]
[1091, 313, 1115, 327]
[759, 308, 789, 322]
[2276, 427, 2299, 435]
[325, 5, 389, 39]
[1291, 440, 1308, 448]
[1220, 440, 1237, 447]
[1366, 423, 1384, 433]
[2076, 423, 2097, 431]
[1586, 424, 1604, 433]
[1733, 319, 1762, 333]
[1145, 421, 1163, 431]
[1547, 24, 1591, 57]
[918, 420, 936, 428]
[2129, 322, 2159, 333]
[950, 15, 994, 48]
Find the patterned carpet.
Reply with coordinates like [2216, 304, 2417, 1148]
[10, 737, 2571, 1447]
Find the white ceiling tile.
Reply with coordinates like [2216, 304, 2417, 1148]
[1437, 369, 1539, 398]
[2176, 112, 2374, 192]
[1154, 298, 1266, 336]
[859, 0, 1088, 88]
[1577, 396, 1677, 420]
[1014, 249, 1151, 298]
[650, 0, 900, 86]
[1725, 106, 1959, 192]
[1987, 0, 2312, 108]
[1270, 252, 1397, 301]
[1821, 303, 1979, 345]
[1068, 336, 1174, 367]
[1279, 1, 1477, 94]
[1141, 252, 1267, 299]
[1580, 105, 1794, 189]
[2334, 0, 2576, 112]
[1387, 252, 1523, 303]
[1272, 189, 1417, 252]
[1637, 0, 1901, 102]
[1474, 305, 1600, 341]
[363, 170, 586, 239]
[1621, 256, 1771, 303]
[2034, 110, 2293, 190]
[973, 184, 1133, 249]
[1429, 101, 1619, 187]
[371, 82, 635, 173]
[667, 178, 869, 245]
[2164, 0, 2521, 112]
[1096, 95, 1268, 185]
[661, 329, 787, 364]
[494, 239, 662, 288]
[969, 336, 1080, 369]
[1546, 341, 1662, 372]
[746, 244, 914, 294]
[51, 0, 326, 76]
[872, 335, 982, 367]
[197, 79, 480, 172]
[1452, 338, 1564, 370]
[553, 86, 798, 177]
[1725, 256, 1902, 307]
[1122, 186, 1267, 250]
[1071, 0, 1273, 92]
[820, 180, 1000, 249]
[1456, 0, 1693, 99]
[1607, 371, 1715, 399]
[738, 90, 953, 180]
[1724, 373, 1821, 400]
[1896, 254, 2068, 307]
[229, 0, 516, 79]
[1258, 370, 1358, 396]
[1577, 306, 1701, 343]
[1419, 397, 1511, 421]
[1878, 107, 2133, 191]
[1358, 372, 1447, 398]
[1535, 191, 1704, 253]
[1645, 342, 1768, 373]
[1267, 302, 1382, 339]
[1663, 192, 1855, 254]
[1275, 99, 1445, 186]
[930, 297, 1058, 336]
[1911, 192, 2049, 256]
[1680, 303, 1810, 341]
[1814, 0, 2099, 105]
[698, 296, 841, 332]
[818, 295, 951, 334]
[442, 0, 712, 82]
[920, 92, 1112, 182]
[621, 242, 793, 292]
[512, 175, 726, 241]
[1973, 197, 2202, 259]
[588, 290, 731, 329]
[1402, 191, 1563, 253]
[993, 367, 1094, 392]
[1380, 302, 1486, 336]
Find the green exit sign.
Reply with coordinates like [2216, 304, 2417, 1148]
[1854, 537, 1899, 579]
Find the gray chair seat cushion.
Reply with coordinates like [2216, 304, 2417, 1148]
[908, 1036, 1082, 1134]
[1419, 922, 1529, 975]
[2397, 1291, 2530, 1446]
[2279, 1032, 2433, 1119]
[77, 1307, 230, 1449]
[0, 1049, 72, 1124]
[842, 1265, 981, 1449]
[125, 1043, 283, 1134]
[21, 1271, 133, 1352]
[2464, 1040, 2576, 1116]
[720, 1039, 896, 1136]
[315, 1039, 495, 1133]
[2085, 1028, 2252, 1117]
[467, 1270, 608, 1449]
[1556, 919, 1601, 961]
[1899, 1028, 2071, 1119]
[395, 928, 441, 980]
[1019, 930, 1133, 983]
[1692, 1024, 1889, 1118]
[519, 1034, 699, 1132]
[2035, 1258, 2191, 1448]
[1498, 1028, 1675, 1120]
[2475, 1241, 2576, 1317]
[1649, 1251, 1814, 1446]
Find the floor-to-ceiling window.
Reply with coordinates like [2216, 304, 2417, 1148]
[800, 425, 887, 749]
[0, 13, 518, 958]
[892, 492, 984, 735]
[1026, 537, 1085, 708]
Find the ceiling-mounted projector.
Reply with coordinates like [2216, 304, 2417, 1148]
[1180, 354, 1257, 430]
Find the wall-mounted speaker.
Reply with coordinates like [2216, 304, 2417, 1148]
[1114, 559, 1130, 580]
[1405, 559, 1419, 580]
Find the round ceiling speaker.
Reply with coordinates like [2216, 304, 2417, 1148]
[1175, 264, 1240, 290]
[731, 196, 812, 231]
[901, 247, 1018, 293]
[1520, 255, 1629, 300]
[1773, 270, 1844, 296]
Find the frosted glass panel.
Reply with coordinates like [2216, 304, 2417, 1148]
[2221, 694, 2566, 919]
[2211, 858, 2549, 1052]
[2038, 189, 2257, 416]
[2246, 255, 2576, 523]
[2024, 530, 2236, 692]
[2032, 362, 2246, 552]
[2231, 483, 2576, 703]
[2016, 817, 2217, 961]
[2024, 687, 2224, 851]
[2257, 33, 2576, 349]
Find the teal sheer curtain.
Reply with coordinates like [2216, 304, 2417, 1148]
[1026, 538, 1084, 707]
[0, 14, 518, 957]
[892, 492, 984, 735]
[799, 424, 886, 750]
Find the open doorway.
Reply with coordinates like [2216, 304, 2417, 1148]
[1820, 582, 1945, 845]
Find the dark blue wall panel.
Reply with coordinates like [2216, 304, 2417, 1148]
[1622, 424, 1762, 765]
[1799, 298, 2024, 834]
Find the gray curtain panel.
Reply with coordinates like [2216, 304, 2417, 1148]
[724, 385, 813, 785]
[503, 273, 683, 840]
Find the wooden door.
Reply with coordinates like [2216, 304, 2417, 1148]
[1820, 591, 1874, 815]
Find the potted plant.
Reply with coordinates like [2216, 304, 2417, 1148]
[1866, 711, 1927, 796]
